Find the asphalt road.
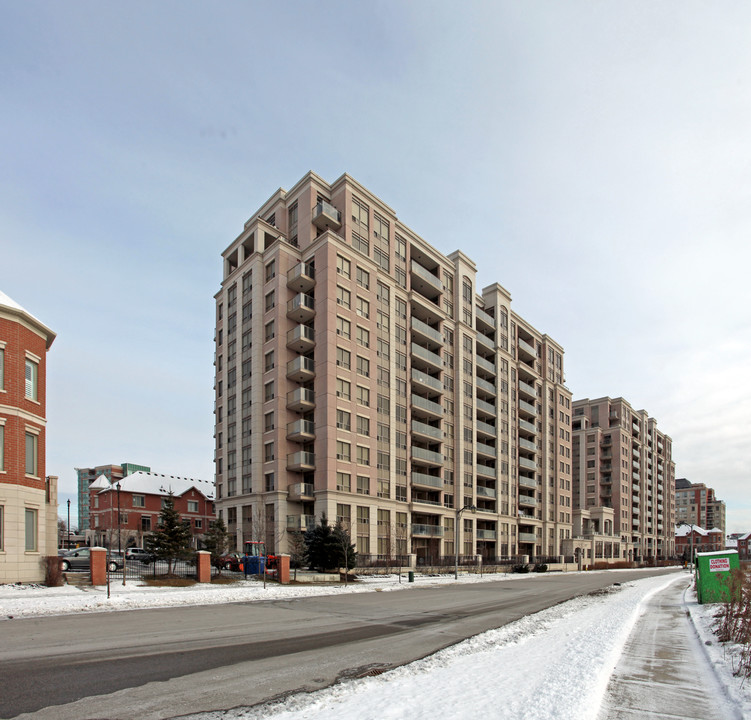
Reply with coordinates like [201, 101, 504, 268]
[0, 567, 680, 719]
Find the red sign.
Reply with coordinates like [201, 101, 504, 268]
[709, 557, 730, 572]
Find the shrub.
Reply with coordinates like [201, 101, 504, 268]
[511, 563, 530, 573]
[533, 563, 548, 573]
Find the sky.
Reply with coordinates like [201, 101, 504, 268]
[1, 2, 749, 531]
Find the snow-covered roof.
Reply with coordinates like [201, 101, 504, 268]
[675, 525, 707, 537]
[89, 474, 111, 490]
[726, 537, 738, 548]
[94, 470, 214, 500]
[707, 527, 724, 535]
[0, 290, 55, 347]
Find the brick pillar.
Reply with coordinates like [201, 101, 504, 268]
[90, 547, 107, 586]
[196, 551, 211, 583]
[277, 554, 290, 584]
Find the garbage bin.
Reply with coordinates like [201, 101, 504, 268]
[695, 550, 740, 603]
[408, 571, 414, 583]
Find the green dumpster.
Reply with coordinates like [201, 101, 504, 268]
[408, 571, 414, 583]
[695, 550, 740, 604]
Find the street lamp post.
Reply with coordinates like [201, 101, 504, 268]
[67, 499, 71, 550]
[454, 504, 477, 580]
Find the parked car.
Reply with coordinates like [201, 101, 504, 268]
[218, 552, 243, 571]
[61, 548, 123, 573]
[125, 547, 155, 564]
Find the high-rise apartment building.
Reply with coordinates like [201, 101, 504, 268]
[214, 172, 572, 561]
[76, 461, 150, 531]
[0, 291, 58, 582]
[675, 478, 726, 536]
[572, 397, 675, 560]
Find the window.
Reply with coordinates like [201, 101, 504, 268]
[264, 442, 275, 462]
[187, 500, 199, 513]
[395, 325, 406, 345]
[25, 432, 37, 476]
[374, 246, 389, 271]
[336, 316, 351, 339]
[265, 260, 276, 282]
[0, 347, 4, 390]
[395, 235, 407, 260]
[141, 515, 151, 532]
[265, 291, 275, 312]
[265, 472, 275, 491]
[242, 271, 252, 295]
[352, 231, 369, 255]
[373, 213, 389, 241]
[25, 359, 38, 401]
[336, 471, 351, 492]
[264, 321, 275, 341]
[357, 385, 370, 407]
[194, 519, 202, 530]
[377, 310, 390, 332]
[337, 285, 351, 309]
[0, 423, 3, 471]
[337, 409, 351, 431]
[357, 475, 370, 495]
[25, 508, 37, 551]
[264, 411, 275, 431]
[336, 441, 351, 461]
[377, 338, 390, 360]
[395, 266, 407, 288]
[377, 366, 390, 387]
[352, 197, 369, 230]
[264, 381, 275, 401]
[357, 446, 370, 466]
[356, 296, 370, 319]
[357, 415, 370, 435]
[357, 267, 370, 289]
[336, 378, 351, 400]
[357, 356, 370, 377]
[133, 495, 145, 508]
[376, 281, 389, 306]
[337, 254, 351, 278]
[395, 298, 407, 319]
[356, 326, 370, 348]
[264, 351, 275, 371]
[377, 451, 390, 470]
[337, 347, 351, 369]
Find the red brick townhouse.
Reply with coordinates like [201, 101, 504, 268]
[88, 470, 214, 549]
[675, 524, 724, 558]
[0, 291, 57, 583]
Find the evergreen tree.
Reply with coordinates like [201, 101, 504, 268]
[144, 493, 193, 574]
[203, 518, 230, 574]
[304, 514, 357, 573]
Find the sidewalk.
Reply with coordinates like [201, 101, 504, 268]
[598, 576, 744, 720]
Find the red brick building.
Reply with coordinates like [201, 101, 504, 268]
[675, 525, 724, 559]
[88, 470, 214, 549]
[0, 290, 57, 582]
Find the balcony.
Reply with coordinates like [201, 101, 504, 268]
[518, 418, 537, 435]
[410, 261, 442, 299]
[519, 456, 537, 472]
[411, 343, 442, 371]
[411, 419, 442, 440]
[476, 333, 494, 353]
[518, 380, 536, 400]
[477, 442, 497, 458]
[287, 324, 315, 353]
[476, 419, 496, 438]
[312, 200, 342, 230]
[476, 485, 497, 499]
[476, 355, 496, 376]
[411, 471, 443, 490]
[412, 523, 444, 537]
[287, 356, 315, 383]
[287, 263, 315, 293]
[287, 293, 315, 323]
[476, 398, 496, 417]
[411, 368, 443, 393]
[287, 419, 315, 443]
[477, 529, 497, 540]
[518, 494, 538, 507]
[518, 337, 536, 360]
[411, 446, 444, 467]
[475, 307, 495, 329]
[519, 437, 536, 453]
[288, 482, 315, 501]
[519, 399, 537, 417]
[287, 514, 316, 531]
[476, 464, 497, 479]
[411, 316, 443, 346]
[519, 476, 538, 490]
[287, 387, 315, 412]
[287, 452, 315, 472]
[519, 532, 537, 544]
[411, 394, 444, 418]
[475, 376, 496, 396]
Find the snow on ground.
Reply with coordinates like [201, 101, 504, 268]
[686, 585, 751, 718]
[186, 574, 686, 720]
